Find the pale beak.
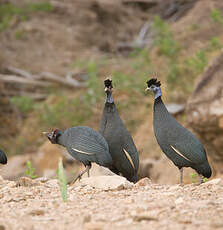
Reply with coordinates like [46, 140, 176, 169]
[42, 131, 50, 136]
[42, 132, 52, 139]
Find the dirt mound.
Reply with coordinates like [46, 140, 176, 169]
[0, 0, 149, 74]
[0, 176, 222, 229]
[186, 50, 223, 176]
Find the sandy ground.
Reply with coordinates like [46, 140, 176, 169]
[0, 176, 222, 230]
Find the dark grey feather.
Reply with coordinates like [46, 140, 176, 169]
[99, 103, 139, 182]
[58, 126, 112, 167]
[153, 97, 211, 178]
[0, 149, 7, 165]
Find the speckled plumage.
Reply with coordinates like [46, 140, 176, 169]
[0, 149, 7, 165]
[147, 79, 212, 180]
[57, 126, 112, 167]
[99, 79, 139, 182]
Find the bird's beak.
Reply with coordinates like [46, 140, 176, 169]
[42, 131, 52, 139]
[42, 131, 49, 136]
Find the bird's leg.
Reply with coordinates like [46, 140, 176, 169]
[179, 168, 183, 186]
[71, 165, 91, 184]
[199, 174, 204, 184]
[87, 169, 90, 177]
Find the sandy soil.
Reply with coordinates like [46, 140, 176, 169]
[0, 176, 222, 230]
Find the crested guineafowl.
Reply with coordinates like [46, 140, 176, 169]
[0, 149, 7, 164]
[44, 126, 112, 183]
[146, 78, 212, 184]
[99, 79, 139, 182]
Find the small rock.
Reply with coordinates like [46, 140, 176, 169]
[166, 103, 184, 115]
[35, 177, 49, 183]
[7, 181, 16, 188]
[78, 175, 133, 191]
[132, 211, 159, 222]
[83, 214, 91, 223]
[135, 177, 151, 187]
[29, 209, 45, 216]
[175, 197, 184, 205]
[45, 179, 58, 188]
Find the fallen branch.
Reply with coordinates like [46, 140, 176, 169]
[5, 66, 41, 80]
[40, 72, 87, 88]
[0, 74, 52, 87]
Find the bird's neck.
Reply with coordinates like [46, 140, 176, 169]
[154, 95, 171, 122]
[154, 95, 162, 104]
[154, 87, 162, 99]
[105, 92, 114, 104]
[56, 133, 66, 147]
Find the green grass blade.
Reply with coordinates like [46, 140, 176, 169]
[57, 158, 68, 202]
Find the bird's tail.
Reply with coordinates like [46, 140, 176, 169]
[0, 150, 7, 165]
[195, 161, 212, 178]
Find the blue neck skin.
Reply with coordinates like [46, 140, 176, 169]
[106, 92, 114, 103]
[154, 87, 162, 99]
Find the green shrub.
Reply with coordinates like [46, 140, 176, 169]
[209, 36, 222, 50]
[84, 61, 102, 104]
[153, 16, 180, 58]
[210, 8, 223, 25]
[166, 61, 181, 86]
[27, 2, 52, 12]
[25, 161, 37, 179]
[10, 96, 34, 114]
[185, 50, 207, 75]
[0, 2, 52, 32]
[190, 172, 197, 183]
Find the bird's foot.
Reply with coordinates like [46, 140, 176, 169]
[199, 175, 204, 184]
[71, 174, 82, 185]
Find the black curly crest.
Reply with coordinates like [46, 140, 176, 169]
[147, 78, 161, 87]
[104, 78, 113, 88]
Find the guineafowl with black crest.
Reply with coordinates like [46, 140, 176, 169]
[99, 79, 139, 182]
[145, 78, 212, 184]
[44, 126, 112, 183]
[0, 149, 7, 165]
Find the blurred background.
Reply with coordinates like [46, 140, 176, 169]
[0, 0, 223, 184]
